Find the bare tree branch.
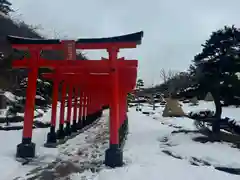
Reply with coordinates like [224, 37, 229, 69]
[160, 69, 178, 83]
[160, 69, 168, 83]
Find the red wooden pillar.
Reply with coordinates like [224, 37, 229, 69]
[57, 81, 67, 139]
[109, 48, 120, 145]
[65, 83, 73, 135]
[105, 47, 123, 167]
[45, 77, 59, 145]
[17, 49, 40, 158]
[82, 92, 87, 126]
[78, 90, 83, 128]
[85, 93, 89, 125]
[72, 87, 78, 132]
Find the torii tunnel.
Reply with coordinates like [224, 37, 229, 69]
[7, 31, 143, 168]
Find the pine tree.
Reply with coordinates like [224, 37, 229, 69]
[192, 25, 240, 104]
[136, 79, 144, 89]
[0, 0, 13, 15]
[189, 25, 240, 132]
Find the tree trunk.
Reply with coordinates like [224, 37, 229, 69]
[211, 86, 222, 134]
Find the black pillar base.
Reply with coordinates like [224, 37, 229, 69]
[86, 114, 94, 125]
[46, 126, 57, 144]
[104, 144, 123, 168]
[16, 138, 35, 158]
[82, 118, 86, 127]
[71, 120, 77, 132]
[57, 124, 65, 139]
[90, 113, 96, 123]
[76, 120, 82, 130]
[97, 110, 102, 117]
[64, 122, 71, 136]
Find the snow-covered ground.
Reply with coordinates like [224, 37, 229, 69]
[73, 101, 240, 180]
[1, 100, 240, 179]
[0, 103, 95, 180]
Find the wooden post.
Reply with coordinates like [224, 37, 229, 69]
[78, 90, 83, 128]
[65, 83, 73, 135]
[72, 87, 78, 132]
[45, 76, 59, 145]
[105, 47, 123, 167]
[57, 81, 67, 139]
[16, 49, 40, 158]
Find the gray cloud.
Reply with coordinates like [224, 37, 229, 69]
[9, 0, 240, 86]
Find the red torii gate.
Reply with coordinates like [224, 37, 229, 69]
[7, 31, 143, 167]
[42, 69, 136, 141]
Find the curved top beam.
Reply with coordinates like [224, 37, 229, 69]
[76, 31, 144, 45]
[7, 31, 144, 46]
[7, 35, 61, 45]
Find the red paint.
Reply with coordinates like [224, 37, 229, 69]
[78, 91, 83, 124]
[12, 59, 137, 71]
[108, 48, 120, 145]
[59, 82, 67, 125]
[50, 79, 59, 127]
[73, 87, 78, 121]
[84, 94, 88, 120]
[62, 40, 76, 60]
[81, 92, 86, 121]
[66, 83, 73, 123]
[22, 49, 40, 139]
[86, 94, 92, 115]
[41, 69, 136, 91]
[90, 95, 98, 113]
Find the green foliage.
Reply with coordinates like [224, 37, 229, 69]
[136, 79, 144, 89]
[127, 93, 134, 101]
[190, 25, 240, 104]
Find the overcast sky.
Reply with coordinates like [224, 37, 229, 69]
[9, 0, 240, 87]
